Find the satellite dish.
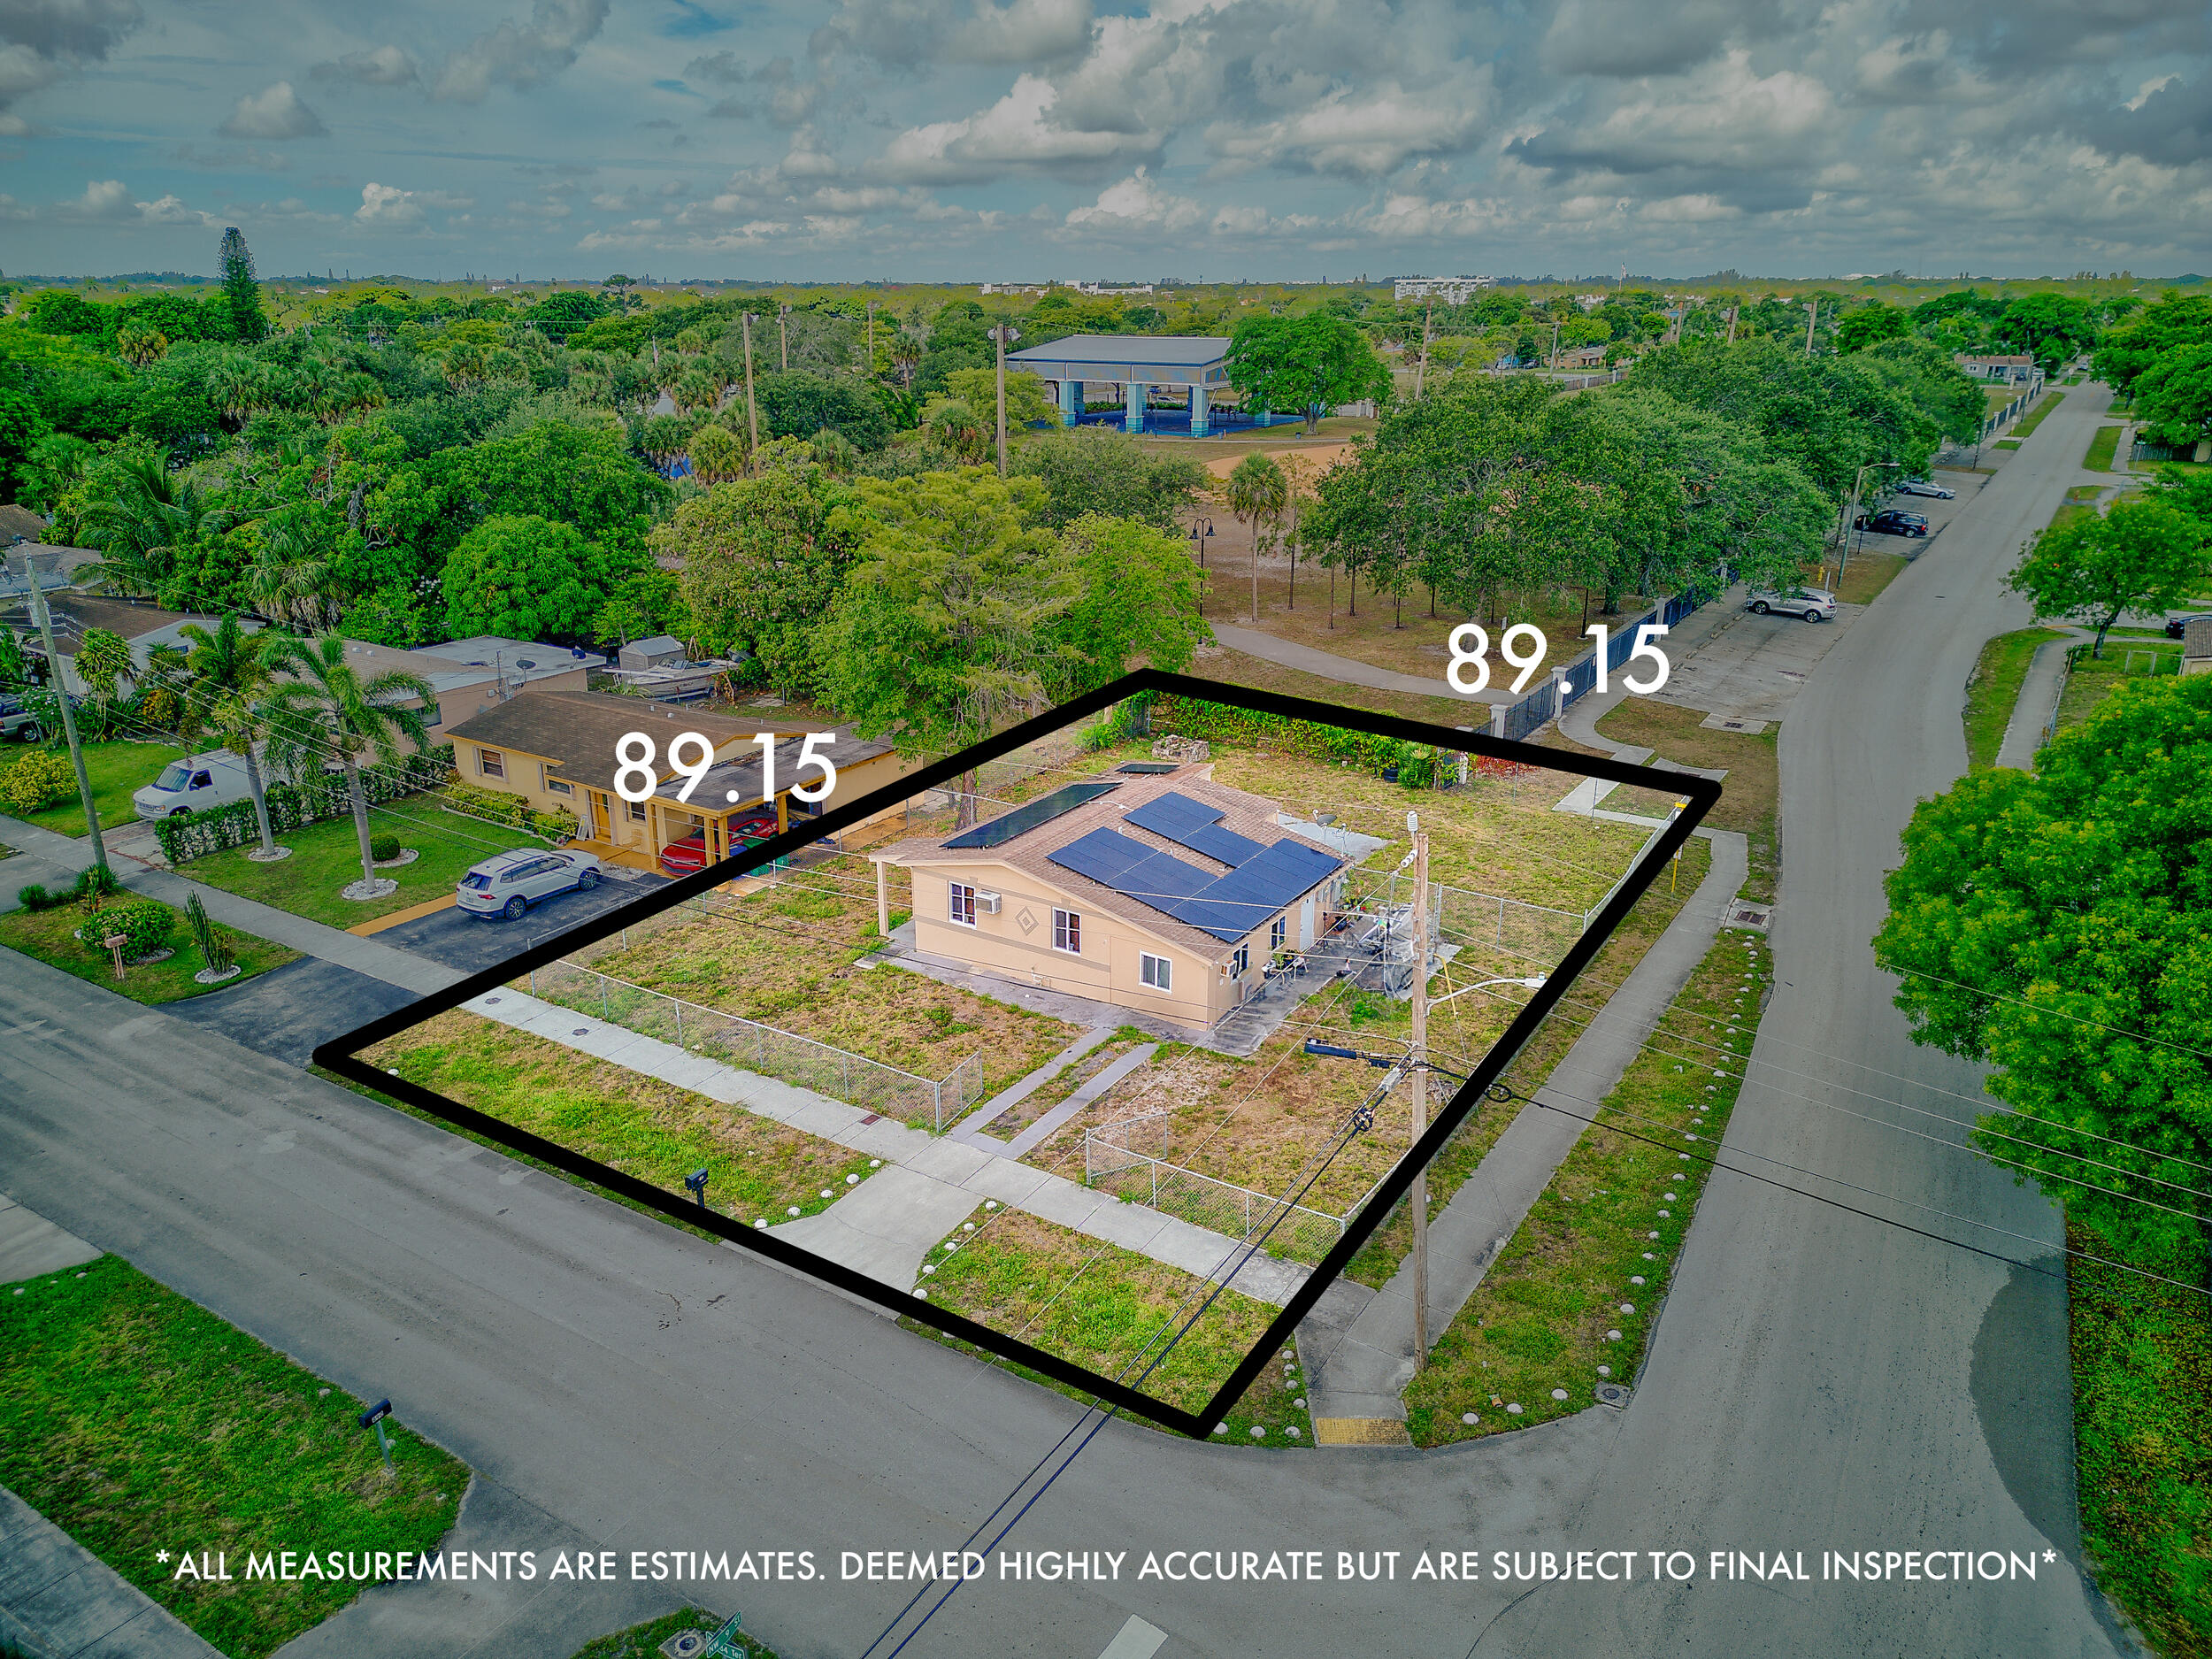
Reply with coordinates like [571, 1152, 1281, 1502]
[515, 657, 537, 670]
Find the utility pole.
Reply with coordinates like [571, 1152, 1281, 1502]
[866, 299, 876, 377]
[779, 303, 789, 373]
[1804, 297, 1818, 354]
[19, 555, 108, 876]
[1725, 304, 1739, 344]
[1548, 317, 1561, 372]
[995, 322, 1010, 479]
[1408, 811, 1431, 1373]
[741, 311, 760, 464]
[1413, 298, 1432, 400]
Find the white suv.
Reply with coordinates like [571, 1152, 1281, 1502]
[457, 847, 603, 921]
[1747, 587, 1837, 623]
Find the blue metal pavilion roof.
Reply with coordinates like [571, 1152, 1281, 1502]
[1004, 333, 1232, 388]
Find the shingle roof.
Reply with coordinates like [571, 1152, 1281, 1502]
[872, 766, 1341, 957]
[446, 688, 757, 793]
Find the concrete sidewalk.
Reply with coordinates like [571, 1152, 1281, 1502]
[0, 814, 462, 997]
[0, 1193, 103, 1285]
[1993, 629, 2086, 771]
[1303, 826, 1749, 1427]
[1, 1484, 223, 1659]
[461, 987, 1310, 1306]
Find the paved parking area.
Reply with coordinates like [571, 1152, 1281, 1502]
[1647, 602, 1866, 723]
[162, 956, 421, 1067]
[376, 865, 667, 974]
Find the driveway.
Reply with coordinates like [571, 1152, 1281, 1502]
[1648, 601, 1866, 725]
[374, 865, 667, 975]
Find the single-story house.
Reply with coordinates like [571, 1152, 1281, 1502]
[1957, 354, 2036, 384]
[7, 593, 250, 696]
[868, 764, 1348, 1032]
[317, 637, 599, 744]
[2183, 617, 2212, 676]
[443, 686, 910, 871]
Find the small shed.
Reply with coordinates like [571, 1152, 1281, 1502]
[2183, 617, 2212, 676]
[618, 634, 687, 672]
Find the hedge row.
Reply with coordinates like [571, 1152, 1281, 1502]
[440, 780, 579, 841]
[1150, 695, 1428, 772]
[153, 747, 459, 865]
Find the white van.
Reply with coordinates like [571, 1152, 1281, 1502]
[132, 751, 257, 818]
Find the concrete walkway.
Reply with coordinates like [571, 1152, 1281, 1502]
[1994, 629, 2087, 771]
[1206, 623, 1502, 704]
[0, 814, 463, 997]
[1302, 826, 1749, 1426]
[948, 1025, 1115, 1142]
[461, 987, 1310, 1307]
[1002, 1042, 1157, 1160]
[0, 1193, 102, 1285]
[1, 1484, 223, 1659]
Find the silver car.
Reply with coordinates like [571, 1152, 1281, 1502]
[1895, 478, 1955, 499]
[1747, 587, 1837, 622]
[457, 847, 603, 921]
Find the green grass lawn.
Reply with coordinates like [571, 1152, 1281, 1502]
[12, 738, 189, 836]
[365, 1011, 878, 1225]
[0, 899, 296, 1003]
[1404, 927, 1768, 1447]
[2085, 426, 2123, 471]
[0, 1255, 467, 1659]
[1995, 438, 2024, 450]
[2055, 641, 2184, 734]
[2012, 390, 2065, 438]
[918, 1209, 1284, 1420]
[1962, 627, 2069, 770]
[2069, 1223, 2211, 1658]
[182, 798, 540, 928]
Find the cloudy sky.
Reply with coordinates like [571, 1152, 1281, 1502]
[3, 0, 2208, 280]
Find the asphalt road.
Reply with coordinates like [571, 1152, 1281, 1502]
[1487, 386, 2136, 1656]
[0, 388, 2142, 1659]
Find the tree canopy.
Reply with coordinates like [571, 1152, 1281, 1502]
[2008, 497, 2209, 657]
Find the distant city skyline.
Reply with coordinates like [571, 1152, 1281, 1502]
[3, 0, 2207, 280]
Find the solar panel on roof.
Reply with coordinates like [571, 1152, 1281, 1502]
[1047, 826, 1151, 886]
[1121, 849, 1214, 904]
[1115, 761, 1179, 774]
[944, 780, 1118, 849]
[1187, 821, 1265, 866]
[1125, 791, 1219, 840]
[1053, 825, 1342, 945]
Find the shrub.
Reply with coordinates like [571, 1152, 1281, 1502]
[72, 864, 122, 902]
[369, 833, 401, 863]
[16, 883, 52, 910]
[0, 749, 73, 814]
[80, 898, 174, 961]
[185, 892, 233, 975]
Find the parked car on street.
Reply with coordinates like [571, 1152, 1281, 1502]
[1894, 478, 1955, 498]
[457, 847, 603, 921]
[131, 751, 257, 818]
[0, 695, 42, 743]
[1854, 508, 1930, 537]
[2166, 612, 2211, 639]
[1747, 587, 1838, 622]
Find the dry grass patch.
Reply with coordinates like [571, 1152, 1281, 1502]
[565, 856, 1079, 1098]
[916, 1209, 1276, 1416]
[1594, 699, 1777, 902]
[365, 1011, 875, 1225]
[1184, 646, 1491, 729]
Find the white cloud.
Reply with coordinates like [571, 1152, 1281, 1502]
[355, 180, 424, 227]
[0, 0, 142, 132]
[434, 0, 609, 102]
[41, 178, 213, 225]
[219, 81, 326, 140]
[878, 73, 1159, 182]
[1207, 73, 1494, 176]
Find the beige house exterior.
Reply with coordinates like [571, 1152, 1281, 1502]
[869, 765, 1347, 1033]
[444, 687, 914, 872]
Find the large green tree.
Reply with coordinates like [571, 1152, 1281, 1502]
[657, 467, 864, 699]
[263, 635, 434, 895]
[174, 613, 286, 858]
[2008, 496, 2208, 657]
[1048, 514, 1205, 695]
[442, 514, 626, 641]
[751, 371, 890, 451]
[1873, 674, 2212, 1276]
[1224, 312, 1393, 434]
[2134, 343, 2212, 453]
[1009, 427, 1206, 532]
[217, 227, 269, 345]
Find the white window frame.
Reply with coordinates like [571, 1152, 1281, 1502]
[1269, 915, 1286, 952]
[626, 798, 647, 823]
[1230, 944, 1249, 979]
[1052, 909, 1081, 955]
[1140, 952, 1171, 991]
[478, 748, 504, 780]
[949, 881, 977, 927]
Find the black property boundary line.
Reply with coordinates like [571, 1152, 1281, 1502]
[313, 667, 1718, 1438]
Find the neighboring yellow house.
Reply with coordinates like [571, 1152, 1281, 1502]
[869, 765, 1348, 1032]
[443, 687, 910, 872]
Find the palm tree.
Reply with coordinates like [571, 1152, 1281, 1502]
[80, 456, 234, 601]
[262, 635, 434, 895]
[245, 519, 345, 631]
[175, 614, 285, 859]
[1225, 452, 1288, 622]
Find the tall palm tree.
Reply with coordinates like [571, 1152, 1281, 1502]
[80, 456, 234, 602]
[1225, 452, 1288, 622]
[245, 519, 345, 631]
[262, 635, 434, 895]
[175, 614, 285, 859]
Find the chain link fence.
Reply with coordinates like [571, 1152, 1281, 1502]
[1084, 1111, 1359, 1266]
[525, 956, 982, 1132]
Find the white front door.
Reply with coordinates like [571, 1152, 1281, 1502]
[1298, 895, 1316, 949]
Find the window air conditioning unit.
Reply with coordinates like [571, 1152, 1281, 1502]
[977, 892, 1002, 914]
